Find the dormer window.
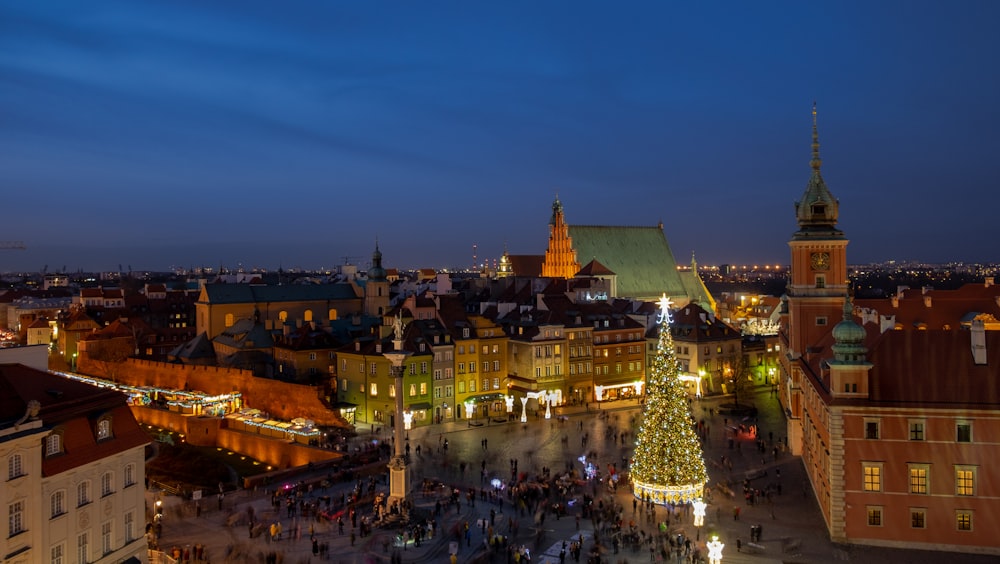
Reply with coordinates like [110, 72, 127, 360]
[811, 204, 826, 215]
[45, 433, 63, 457]
[96, 417, 112, 441]
[462, 328, 470, 338]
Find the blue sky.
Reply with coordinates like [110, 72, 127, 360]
[1, 1, 998, 273]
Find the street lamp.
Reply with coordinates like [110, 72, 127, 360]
[464, 401, 475, 424]
[706, 535, 724, 564]
[692, 498, 706, 540]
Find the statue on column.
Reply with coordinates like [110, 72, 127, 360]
[393, 313, 405, 341]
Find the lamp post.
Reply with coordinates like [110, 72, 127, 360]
[706, 535, 724, 564]
[692, 498, 706, 540]
[383, 315, 412, 514]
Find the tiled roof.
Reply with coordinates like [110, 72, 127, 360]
[0, 364, 148, 475]
[507, 255, 544, 278]
[168, 332, 216, 361]
[576, 259, 615, 276]
[855, 281, 1000, 330]
[200, 283, 360, 304]
[868, 329, 1000, 407]
[567, 225, 686, 299]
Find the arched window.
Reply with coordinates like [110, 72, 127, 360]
[78, 481, 91, 506]
[304, 310, 313, 322]
[46, 433, 62, 457]
[51, 490, 66, 518]
[101, 471, 114, 497]
[96, 417, 112, 441]
[328, 309, 338, 321]
[8, 453, 23, 480]
[279, 311, 288, 322]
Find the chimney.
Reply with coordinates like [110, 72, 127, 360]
[971, 319, 987, 365]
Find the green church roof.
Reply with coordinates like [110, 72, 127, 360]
[567, 225, 687, 300]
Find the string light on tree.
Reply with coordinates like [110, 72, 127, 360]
[630, 293, 708, 505]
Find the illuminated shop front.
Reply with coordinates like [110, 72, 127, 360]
[594, 381, 644, 401]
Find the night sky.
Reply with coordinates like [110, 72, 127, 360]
[2, 1, 998, 273]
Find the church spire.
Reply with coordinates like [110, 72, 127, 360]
[794, 103, 841, 233]
[810, 101, 822, 172]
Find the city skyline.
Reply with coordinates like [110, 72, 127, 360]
[2, 1, 999, 273]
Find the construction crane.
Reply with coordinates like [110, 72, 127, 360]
[0, 241, 26, 250]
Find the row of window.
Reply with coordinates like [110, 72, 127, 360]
[458, 361, 502, 374]
[9, 479, 137, 545]
[864, 419, 973, 443]
[362, 382, 431, 397]
[432, 369, 454, 380]
[458, 344, 501, 355]
[48, 512, 138, 563]
[862, 463, 976, 496]
[866, 506, 975, 532]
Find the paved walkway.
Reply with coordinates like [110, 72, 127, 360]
[149, 388, 997, 563]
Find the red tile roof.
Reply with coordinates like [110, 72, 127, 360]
[0, 364, 149, 476]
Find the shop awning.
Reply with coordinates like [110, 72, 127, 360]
[464, 393, 506, 403]
[408, 402, 432, 410]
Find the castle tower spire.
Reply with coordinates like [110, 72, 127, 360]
[811, 101, 822, 172]
[794, 103, 841, 232]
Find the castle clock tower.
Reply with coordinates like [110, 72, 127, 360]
[782, 105, 850, 453]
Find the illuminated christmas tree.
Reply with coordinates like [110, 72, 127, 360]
[631, 294, 708, 505]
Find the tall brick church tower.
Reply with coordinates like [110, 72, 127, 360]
[782, 105, 850, 453]
[541, 196, 581, 279]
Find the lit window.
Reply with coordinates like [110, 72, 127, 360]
[910, 508, 926, 529]
[863, 464, 882, 492]
[420, 383, 427, 395]
[409, 384, 416, 397]
[97, 418, 112, 441]
[908, 465, 928, 494]
[866, 506, 882, 526]
[956, 467, 975, 496]
[369, 383, 378, 396]
[957, 510, 973, 531]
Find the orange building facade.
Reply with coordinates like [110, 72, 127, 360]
[779, 107, 1000, 555]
